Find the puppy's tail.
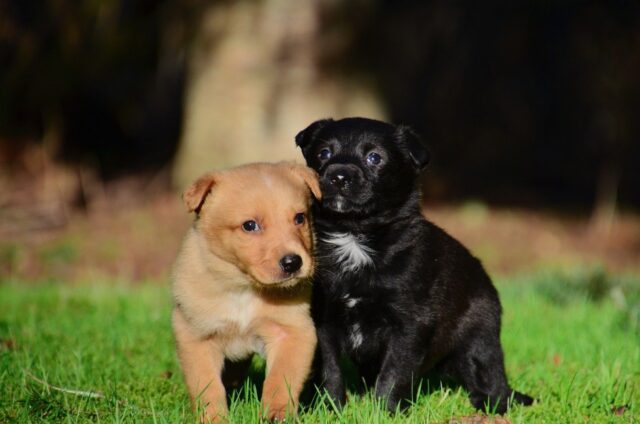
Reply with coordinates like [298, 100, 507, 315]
[511, 390, 534, 406]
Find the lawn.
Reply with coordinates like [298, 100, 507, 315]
[1, 270, 638, 423]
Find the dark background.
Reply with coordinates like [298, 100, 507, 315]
[2, 0, 639, 210]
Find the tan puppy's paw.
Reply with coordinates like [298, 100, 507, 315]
[200, 409, 227, 424]
[262, 402, 291, 423]
[195, 398, 228, 424]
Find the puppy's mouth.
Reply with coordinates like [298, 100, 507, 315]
[319, 175, 372, 215]
[321, 194, 368, 214]
[251, 272, 312, 289]
[324, 196, 349, 213]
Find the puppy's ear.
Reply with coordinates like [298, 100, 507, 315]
[183, 172, 217, 213]
[289, 164, 322, 200]
[396, 125, 430, 170]
[295, 118, 333, 149]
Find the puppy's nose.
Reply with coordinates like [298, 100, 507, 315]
[280, 254, 302, 274]
[330, 172, 350, 189]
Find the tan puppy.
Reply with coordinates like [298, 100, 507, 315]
[172, 162, 321, 422]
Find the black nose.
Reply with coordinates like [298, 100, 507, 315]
[280, 254, 302, 274]
[330, 172, 351, 189]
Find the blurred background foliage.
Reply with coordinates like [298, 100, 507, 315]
[2, 0, 640, 207]
[1, 0, 195, 177]
[1, 0, 639, 282]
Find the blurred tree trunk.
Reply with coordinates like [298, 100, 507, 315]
[173, 0, 384, 189]
[590, 162, 619, 239]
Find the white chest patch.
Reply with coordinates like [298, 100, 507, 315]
[342, 293, 360, 308]
[349, 323, 364, 349]
[322, 232, 374, 273]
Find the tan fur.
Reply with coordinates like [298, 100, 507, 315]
[172, 162, 320, 422]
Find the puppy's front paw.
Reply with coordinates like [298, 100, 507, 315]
[263, 404, 289, 422]
[200, 406, 228, 424]
[323, 382, 347, 410]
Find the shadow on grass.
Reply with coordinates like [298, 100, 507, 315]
[299, 356, 466, 413]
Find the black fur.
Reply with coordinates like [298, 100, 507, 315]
[296, 117, 533, 413]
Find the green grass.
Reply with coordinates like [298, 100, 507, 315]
[1, 271, 638, 423]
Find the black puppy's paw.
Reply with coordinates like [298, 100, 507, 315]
[383, 396, 412, 415]
[316, 386, 346, 412]
[470, 389, 535, 414]
[470, 393, 507, 414]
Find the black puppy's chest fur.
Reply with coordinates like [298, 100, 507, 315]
[313, 213, 492, 375]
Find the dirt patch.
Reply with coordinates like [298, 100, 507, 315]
[2, 192, 639, 284]
[446, 414, 511, 424]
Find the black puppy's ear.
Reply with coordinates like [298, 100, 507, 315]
[295, 118, 333, 149]
[396, 125, 430, 170]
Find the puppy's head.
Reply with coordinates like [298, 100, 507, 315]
[295, 117, 429, 217]
[183, 162, 321, 288]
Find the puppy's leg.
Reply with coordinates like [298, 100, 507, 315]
[455, 333, 533, 414]
[173, 309, 227, 422]
[374, 335, 427, 412]
[316, 325, 347, 408]
[259, 321, 317, 421]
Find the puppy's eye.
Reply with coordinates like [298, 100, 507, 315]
[241, 220, 260, 232]
[318, 148, 332, 161]
[366, 152, 382, 165]
[294, 212, 305, 225]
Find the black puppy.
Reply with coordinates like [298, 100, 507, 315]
[295, 117, 533, 413]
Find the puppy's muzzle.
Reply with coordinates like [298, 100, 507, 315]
[330, 173, 349, 189]
[326, 164, 361, 192]
[279, 254, 303, 274]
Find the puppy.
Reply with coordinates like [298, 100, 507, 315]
[172, 162, 321, 422]
[295, 118, 533, 413]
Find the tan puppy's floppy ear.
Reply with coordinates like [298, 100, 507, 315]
[289, 164, 322, 200]
[183, 172, 217, 213]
